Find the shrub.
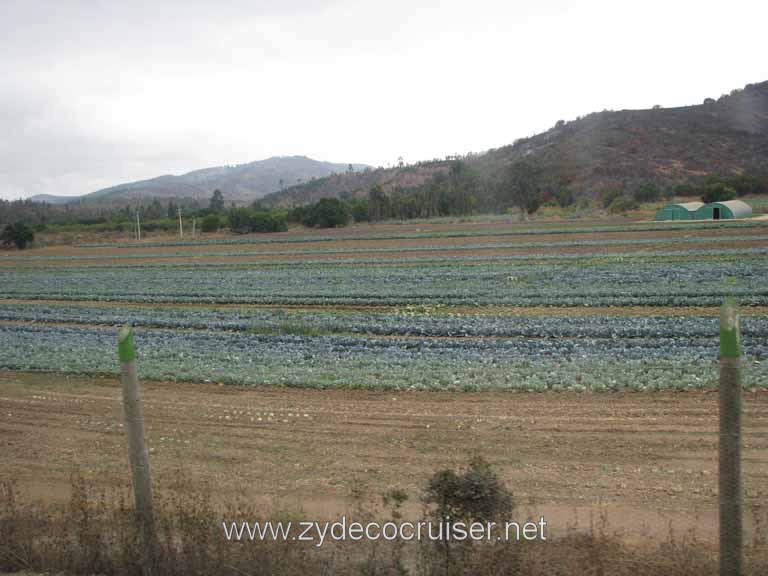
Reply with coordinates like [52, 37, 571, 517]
[673, 183, 698, 197]
[702, 182, 737, 203]
[423, 455, 513, 525]
[3, 474, 759, 576]
[632, 182, 661, 203]
[200, 213, 221, 233]
[555, 187, 575, 208]
[226, 207, 252, 233]
[716, 174, 767, 197]
[287, 204, 311, 224]
[302, 198, 351, 228]
[251, 211, 288, 233]
[1, 222, 34, 249]
[139, 218, 177, 233]
[226, 208, 288, 234]
[608, 196, 638, 214]
[601, 189, 621, 209]
[575, 197, 591, 211]
[348, 198, 370, 222]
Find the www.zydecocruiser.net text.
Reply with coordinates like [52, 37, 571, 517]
[223, 515, 547, 547]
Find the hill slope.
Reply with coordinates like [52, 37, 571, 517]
[478, 80, 768, 196]
[263, 81, 768, 207]
[30, 156, 369, 205]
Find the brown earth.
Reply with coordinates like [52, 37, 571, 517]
[2, 370, 766, 542]
[3, 299, 768, 317]
[2, 238, 765, 268]
[3, 217, 765, 269]
[14, 222, 768, 258]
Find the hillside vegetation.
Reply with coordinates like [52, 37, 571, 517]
[28, 156, 369, 205]
[4, 81, 767, 235]
[263, 81, 768, 209]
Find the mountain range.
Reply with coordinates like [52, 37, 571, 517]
[29, 80, 768, 208]
[29, 156, 369, 205]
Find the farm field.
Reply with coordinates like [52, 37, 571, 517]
[1, 218, 767, 392]
[1, 216, 768, 546]
[2, 370, 767, 541]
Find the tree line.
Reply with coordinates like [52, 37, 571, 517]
[3, 163, 767, 248]
[288, 159, 557, 225]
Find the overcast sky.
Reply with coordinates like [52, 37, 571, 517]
[1, 0, 766, 200]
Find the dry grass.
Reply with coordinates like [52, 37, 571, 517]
[1, 474, 766, 576]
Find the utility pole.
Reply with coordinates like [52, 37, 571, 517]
[177, 207, 183, 239]
[191, 218, 196, 239]
[136, 209, 142, 241]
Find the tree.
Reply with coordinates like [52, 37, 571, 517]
[505, 159, 543, 217]
[1, 222, 34, 249]
[708, 174, 768, 197]
[702, 182, 737, 203]
[226, 207, 253, 233]
[368, 184, 388, 221]
[348, 198, 369, 222]
[225, 207, 287, 233]
[209, 189, 225, 213]
[200, 213, 221, 233]
[303, 198, 351, 228]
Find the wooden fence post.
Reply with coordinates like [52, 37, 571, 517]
[118, 324, 157, 575]
[719, 299, 742, 576]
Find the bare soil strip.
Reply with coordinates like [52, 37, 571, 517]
[10, 223, 768, 259]
[3, 298, 768, 316]
[2, 370, 766, 540]
[3, 239, 766, 267]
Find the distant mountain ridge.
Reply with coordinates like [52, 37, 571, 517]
[29, 156, 369, 205]
[29, 81, 768, 209]
[262, 80, 768, 207]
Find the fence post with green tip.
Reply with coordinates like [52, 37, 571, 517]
[118, 324, 157, 575]
[719, 299, 742, 576]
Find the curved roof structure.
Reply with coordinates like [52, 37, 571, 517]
[711, 200, 753, 218]
[655, 202, 704, 221]
[693, 200, 753, 220]
[672, 202, 704, 211]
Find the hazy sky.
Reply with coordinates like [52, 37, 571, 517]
[1, 0, 766, 199]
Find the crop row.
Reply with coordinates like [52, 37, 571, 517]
[1, 324, 765, 391]
[2, 258, 766, 307]
[6, 248, 765, 272]
[3, 303, 768, 340]
[74, 220, 767, 249]
[6, 234, 765, 262]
